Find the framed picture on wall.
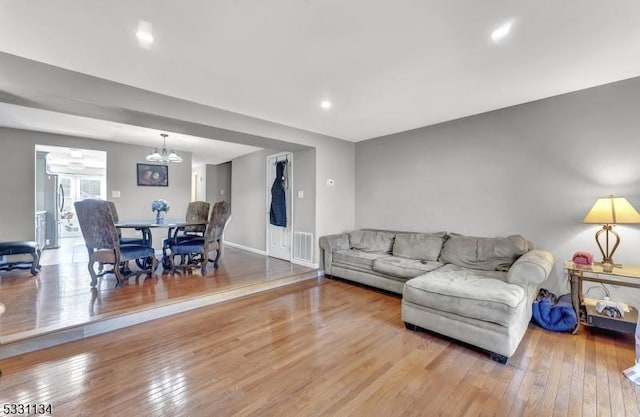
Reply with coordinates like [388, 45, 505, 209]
[137, 163, 169, 187]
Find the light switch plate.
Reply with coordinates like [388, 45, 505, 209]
[112, 190, 121, 198]
[298, 191, 304, 198]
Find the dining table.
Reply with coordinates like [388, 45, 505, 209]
[115, 219, 207, 269]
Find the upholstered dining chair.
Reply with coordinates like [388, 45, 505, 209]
[167, 200, 231, 275]
[75, 199, 157, 287]
[161, 201, 210, 268]
[182, 201, 210, 239]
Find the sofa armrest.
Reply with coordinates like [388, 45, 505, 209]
[319, 233, 350, 275]
[506, 250, 554, 286]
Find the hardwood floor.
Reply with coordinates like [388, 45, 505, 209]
[1, 277, 638, 416]
[0, 247, 314, 344]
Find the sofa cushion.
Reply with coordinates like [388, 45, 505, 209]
[373, 257, 443, 279]
[349, 230, 395, 253]
[439, 234, 530, 271]
[403, 264, 525, 327]
[333, 249, 390, 270]
[392, 232, 446, 261]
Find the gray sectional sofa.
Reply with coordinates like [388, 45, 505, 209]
[319, 229, 554, 363]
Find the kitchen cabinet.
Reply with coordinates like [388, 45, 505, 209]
[35, 211, 47, 249]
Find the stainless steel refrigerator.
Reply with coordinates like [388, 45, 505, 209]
[42, 167, 64, 249]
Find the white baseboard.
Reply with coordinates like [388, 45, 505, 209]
[291, 259, 319, 269]
[223, 240, 267, 256]
[224, 241, 319, 269]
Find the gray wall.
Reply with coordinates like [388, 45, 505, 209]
[315, 139, 355, 247]
[292, 148, 316, 240]
[0, 128, 192, 249]
[356, 77, 640, 305]
[206, 162, 231, 204]
[226, 149, 276, 251]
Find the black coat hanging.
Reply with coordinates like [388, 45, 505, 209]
[270, 160, 287, 227]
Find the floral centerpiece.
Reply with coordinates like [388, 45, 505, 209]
[152, 199, 170, 223]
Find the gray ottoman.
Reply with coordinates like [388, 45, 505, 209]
[401, 264, 535, 364]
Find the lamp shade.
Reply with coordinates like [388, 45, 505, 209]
[583, 195, 640, 224]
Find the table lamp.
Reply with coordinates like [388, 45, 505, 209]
[583, 195, 640, 266]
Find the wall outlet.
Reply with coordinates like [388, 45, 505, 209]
[298, 190, 304, 198]
[112, 190, 121, 198]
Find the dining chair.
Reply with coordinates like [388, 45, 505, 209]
[182, 201, 210, 239]
[161, 201, 210, 268]
[167, 200, 231, 275]
[75, 199, 157, 287]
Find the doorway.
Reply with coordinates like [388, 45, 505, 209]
[266, 152, 293, 261]
[35, 145, 107, 263]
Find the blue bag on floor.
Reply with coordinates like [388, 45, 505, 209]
[532, 290, 577, 332]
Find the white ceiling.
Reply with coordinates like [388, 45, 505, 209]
[1, 1, 640, 145]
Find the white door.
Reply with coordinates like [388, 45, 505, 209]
[267, 153, 292, 261]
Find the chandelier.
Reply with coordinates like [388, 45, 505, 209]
[145, 133, 183, 163]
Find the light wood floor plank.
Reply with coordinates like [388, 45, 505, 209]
[553, 333, 577, 417]
[595, 331, 613, 417]
[615, 336, 640, 416]
[583, 329, 598, 417]
[567, 328, 586, 417]
[606, 335, 626, 417]
[539, 332, 568, 416]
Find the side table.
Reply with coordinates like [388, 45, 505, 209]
[564, 261, 640, 334]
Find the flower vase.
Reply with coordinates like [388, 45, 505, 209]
[155, 211, 164, 224]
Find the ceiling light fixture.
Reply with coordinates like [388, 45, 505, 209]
[136, 20, 154, 49]
[321, 100, 332, 110]
[146, 133, 182, 164]
[491, 20, 514, 43]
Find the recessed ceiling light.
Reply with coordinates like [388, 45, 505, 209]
[136, 20, 154, 49]
[136, 31, 154, 43]
[491, 20, 514, 43]
[321, 100, 332, 110]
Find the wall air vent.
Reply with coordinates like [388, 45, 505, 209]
[293, 231, 313, 263]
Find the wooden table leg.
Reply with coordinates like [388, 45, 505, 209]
[569, 270, 582, 334]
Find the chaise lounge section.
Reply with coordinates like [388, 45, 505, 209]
[319, 230, 554, 363]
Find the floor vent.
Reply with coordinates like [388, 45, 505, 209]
[293, 232, 313, 263]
